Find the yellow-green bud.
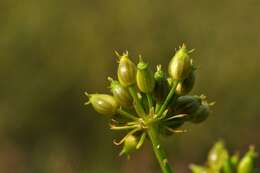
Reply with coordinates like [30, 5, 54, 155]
[120, 134, 138, 156]
[136, 57, 155, 93]
[238, 146, 257, 173]
[86, 93, 118, 116]
[190, 164, 210, 173]
[168, 44, 192, 81]
[117, 52, 137, 87]
[153, 65, 169, 102]
[176, 70, 195, 95]
[108, 77, 132, 107]
[207, 140, 228, 171]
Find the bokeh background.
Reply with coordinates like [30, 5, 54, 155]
[1, 0, 260, 172]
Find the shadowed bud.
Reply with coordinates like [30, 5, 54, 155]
[108, 77, 132, 107]
[120, 134, 138, 156]
[136, 56, 155, 93]
[191, 98, 212, 124]
[176, 70, 195, 95]
[173, 95, 202, 120]
[117, 52, 137, 87]
[153, 65, 169, 102]
[168, 44, 193, 81]
[86, 93, 118, 116]
[207, 140, 228, 171]
[238, 146, 257, 173]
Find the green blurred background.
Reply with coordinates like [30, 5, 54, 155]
[0, 0, 259, 172]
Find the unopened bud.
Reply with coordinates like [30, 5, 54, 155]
[176, 70, 195, 95]
[238, 146, 257, 173]
[153, 65, 169, 102]
[120, 134, 138, 156]
[191, 99, 211, 124]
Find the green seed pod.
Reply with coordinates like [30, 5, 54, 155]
[86, 93, 118, 116]
[207, 140, 229, 171]
[168, 44, 192, 81]
[238, 146, 257, 173]
[173, 95, 201, 118]
[120, 134, 138, 156]
[222, 158, 235, 173]
[191, 101, 210, 124]
[117, 52, 137, 87]
[153, 65, 169, 102]
[176, 70, 195, 95]
[190, 164, 210, 173]
[108, 77, 132, 107]
[136, 57, 155, 93]
[230, 153, 240, 169]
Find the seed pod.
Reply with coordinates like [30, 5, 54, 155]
[222, 158, 235, 173]
[117, 52, 137, 87]
[173, 95, 201, 118]
[207, 140, 229, 171]
[191, 101, 210, 124]
[190, 164, 210, 173]
[86, 93, 118, 116]
[120, 134, 138, 156]
[136, 57, 155, 93]
[153, 65, 169, 102]
[168, 44, 192, 81]
[108, 77, 132, 107]
[238, 146, 257, 173]
[176, 70, 195, 95]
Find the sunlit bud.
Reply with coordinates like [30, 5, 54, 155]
[85, 93, 118, 116]
[108, 77, 132, 107]
[168, 44, 193, 81]
[120, 134, 138, 156]
[176, 70, 195, 95]
[136, 56, 155, 93]
[153, 65, 169, 102]
[238, 146, 257, 173]
[117, 51, 137, 87]
[207, 140, 229, 171]
[190, 164, 210, 173]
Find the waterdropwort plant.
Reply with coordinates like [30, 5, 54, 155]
[85, 44, 214, 173]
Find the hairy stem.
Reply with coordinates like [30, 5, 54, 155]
[147, 125, 173, 173]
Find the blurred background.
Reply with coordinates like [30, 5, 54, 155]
[0, 0, 260, 172]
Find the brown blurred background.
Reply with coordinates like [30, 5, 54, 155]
[0, 0, 260, 172]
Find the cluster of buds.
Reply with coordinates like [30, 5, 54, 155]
[190, 141, 259, 173]
[85, 44, 213, 158]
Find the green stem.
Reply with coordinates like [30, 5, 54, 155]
[128, 85, 146, 117]
[157, 80, 178, 118]
[147, 93, 153, 110]
[147, 125, 173, 173]
[117, 108, 138, 121]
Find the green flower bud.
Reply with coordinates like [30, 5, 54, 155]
[238, 146, 257, 173]
[86, 93, 118, 116]
[117, 51, 137, 87]
[222, 158, 235, 173]
[153, 65, 169, 102]
[173, 95, 201, 119]
[168, 44, 192, 81]
[120, 134, 138, 156]
[230, 153, 240, 169]
[207, 140, 229, 171]
[108, 77, 132, 107]
[190, 164, 210, 173]
[191, 100, 211, 124]
[176, 70, 195, 95]
[136, 57, 155, 93]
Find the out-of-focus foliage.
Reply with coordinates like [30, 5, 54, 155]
[0, 0, 260, 172]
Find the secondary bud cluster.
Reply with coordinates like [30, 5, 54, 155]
[190, 141, 258, 173]
[85, 45, 213, 157]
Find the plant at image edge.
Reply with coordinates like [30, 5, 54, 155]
[85, 44, 214, 173]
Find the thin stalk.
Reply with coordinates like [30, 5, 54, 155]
[117, 108, 138, 121]
[157, 81, 178, 118]
[147, 125, 173, 173]
[128, 85, 146, 117]
[147, 93, 153, 110]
